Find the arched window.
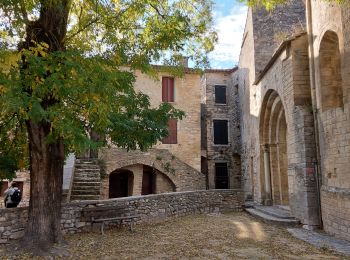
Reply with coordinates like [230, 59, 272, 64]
[319, 31, 343, 111]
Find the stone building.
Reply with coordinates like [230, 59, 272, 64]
[237, 0, 350, 241]
[200, 69, 241, 190]
[68, 67, 206, 201]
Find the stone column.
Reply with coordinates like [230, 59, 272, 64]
[263, 144, 272, 205]
[125, 165, 143, 196]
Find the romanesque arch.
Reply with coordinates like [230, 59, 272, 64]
[319, 30, 343, 111]
[259, 90, 289, 206]
[105, 163, 176, 199]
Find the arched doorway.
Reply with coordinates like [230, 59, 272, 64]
[109, 170, 134, 198]
[259, 90, 289, 206]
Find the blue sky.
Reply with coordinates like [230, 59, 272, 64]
[208, 0, 248, 69]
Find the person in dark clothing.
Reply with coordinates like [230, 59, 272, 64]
[4, 182, 21, 208]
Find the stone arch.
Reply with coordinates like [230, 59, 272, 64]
[319, 30, 343, 111]
[259, 90, 289, 205]
[111, 159, 177, 189]
[106, 162, 176, 198]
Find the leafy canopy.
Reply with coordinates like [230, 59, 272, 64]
[0, 0, 217, 178]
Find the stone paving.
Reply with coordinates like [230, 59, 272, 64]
[288, 227, 350, 257]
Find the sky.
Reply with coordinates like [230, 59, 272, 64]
[208, 0, 248, 69]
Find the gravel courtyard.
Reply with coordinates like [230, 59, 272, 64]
[2, 212, 347, 259]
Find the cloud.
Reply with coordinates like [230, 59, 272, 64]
[209, 4, 248, 69]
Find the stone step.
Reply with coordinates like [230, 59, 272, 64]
[254, 205, 294, 219]
[74, 173, 100, 178]
[245, 208, 300, 227]
[70, 195, 100, 201]
[75, 165, 100, 169]
[73, 182, 101, 187]
[73, 177, 100, 182]
[71, 189, 100, 195]
[72, 185, 100, 192]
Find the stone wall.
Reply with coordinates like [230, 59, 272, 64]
[132, 70, 202, 172]
[252, 0, 306, 77]
[321, 186, 350, 241]
[0, 189, 243, 242]
[239, 2, 308, 202]
[201, 69, 241, 189]
[238, 32, 320, 227]
[311, 0, 350, 241]
[99, 148, 206, 199]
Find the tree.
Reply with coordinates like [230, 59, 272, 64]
[0, 0, 216, 254]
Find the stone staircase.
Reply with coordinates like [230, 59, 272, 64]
[245, 203, 300, 227]
[69, 159, 101, 201]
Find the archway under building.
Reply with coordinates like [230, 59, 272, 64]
[109, 169, 134, 198]
[108, 164, 176, 199]
[259, 90, 289, 206]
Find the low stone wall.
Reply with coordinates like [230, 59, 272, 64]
[0, 189, 243, 242]
[321, 186, 350, 241]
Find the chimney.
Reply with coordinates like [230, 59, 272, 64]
[181, 57, 189, 68]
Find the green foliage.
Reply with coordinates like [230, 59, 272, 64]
[0, 0, 216, 176]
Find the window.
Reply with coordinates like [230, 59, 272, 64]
[162, 119, 177, 144]
[215, 163, 229, 189]
[162, 77, 175, 102]
[215, 85, 226, 104]
[213, 120, 228, 145]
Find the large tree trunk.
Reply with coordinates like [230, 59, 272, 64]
[19, 0, 71, 253]
[24, 121, 64, 250]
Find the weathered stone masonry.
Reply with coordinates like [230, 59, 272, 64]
[0, 190, 243, 242]
[201, 69, 241, 190]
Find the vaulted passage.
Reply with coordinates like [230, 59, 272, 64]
[109, 170, 134, 198]
[259, 90, 289, 206]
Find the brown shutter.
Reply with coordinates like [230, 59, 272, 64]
[168, 78, 174, 102]
[162, 119, 177, 144]
[162, 77, 168, 102]
[162, 77, 174, 102]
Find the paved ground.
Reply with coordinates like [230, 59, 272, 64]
[1, 212, 348, 259]
[288, 228, 350, 257]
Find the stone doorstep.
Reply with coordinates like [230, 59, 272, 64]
[245, 208, 300, 227]
[254, 205, 294, 219]
[287, 228, 350, 257]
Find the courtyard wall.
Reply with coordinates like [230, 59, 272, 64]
[0, 189, 243, 243]
[311, 0, 350, 241]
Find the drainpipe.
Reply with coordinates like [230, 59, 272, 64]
[306, 0, 323, 228]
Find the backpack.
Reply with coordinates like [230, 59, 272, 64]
[10, 189, 22, 204]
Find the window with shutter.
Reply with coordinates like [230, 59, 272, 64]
[215, 163, 229, 189]
[215, 85, 226, 104]
[162, 77, 175, 102]
[162, 119, 177, 144]
[213, 120, 228, 145]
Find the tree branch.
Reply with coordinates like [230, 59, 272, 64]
[19, 0, 29, 24]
